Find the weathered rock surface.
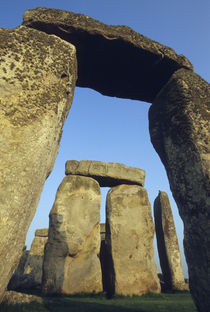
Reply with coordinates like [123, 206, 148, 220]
[154, 191, 187, 291]
[23, 228, 48, 286]
[0, 26, 77, 301]
[7, 247, 29, 291]
[14, 247, 29, 277]
[65, 160, 145, 187]
[105, 184, 161, 296]
[23, 7, 193, 103]
[149, 69, 210, 312]
[3, 291, 43, 305]
[8, 229, 48, 290]
[42, 175, 102, 294]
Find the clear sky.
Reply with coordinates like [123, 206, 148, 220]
[1, 0, 209, 277]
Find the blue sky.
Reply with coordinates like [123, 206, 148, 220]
[1, 0, 209, 277]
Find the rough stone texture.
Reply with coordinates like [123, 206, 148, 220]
[14, 247, 29, 277]
[8, 230, 48, 290]
[3, 291, 43, 305]
[105, 184, 161, 296]
[42, 175, 102, 294]
[149, 69, 210, 312]
[154, 191, 187, 291]
[0, 26, 77, 301]
[23, 7, 193, 103]
[65, 160, 145, 187]
[23, 228, 48, 286]
[7, 247, 29, 290]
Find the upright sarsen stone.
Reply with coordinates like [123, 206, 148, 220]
[149, 69, 210, 312]
[0, 26, 77, 301]
[42, 175, 102, 294]
[8, 229, 48, 290]
[23, 228, 48, 286]
[105, 184, 160, 296]
[154, 191, 187, 291]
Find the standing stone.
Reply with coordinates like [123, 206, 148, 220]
[105, 184, 160, 296]
[42, 175, 102, 294]
[7, 247, 29, 290]
[23, 228, 48, 286]
[0, 26, 77, 301]
[154, 191, 187, 291]
[149, 69, 210, 312]
[8, 229, 48, 290]
[14, 247, 29, 277]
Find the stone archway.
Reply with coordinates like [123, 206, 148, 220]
[0, 8, 209, 312]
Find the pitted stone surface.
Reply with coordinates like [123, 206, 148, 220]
[42, 175, 102, 294]
[154, 191, 187, 291]
[105, 184, 160, 296]
[149, 68, 210, 312]
[0, 26, 77, 301]
[23, 7, 193, 103]
[65, 160, 145, 187]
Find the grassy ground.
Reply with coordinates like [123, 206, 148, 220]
[0, 291, 197, 312]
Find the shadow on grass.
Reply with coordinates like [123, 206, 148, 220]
[0, 301, 47, 312]
[44, 294, 148, 312]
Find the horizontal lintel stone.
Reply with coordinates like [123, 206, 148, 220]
[22, 7, 193, 103]
[65, 160, 145, 187]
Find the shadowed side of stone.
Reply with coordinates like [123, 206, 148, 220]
[105, 184, 161, 296]
[23, 229, 48, 286]
[149, 69, 210, 312]
[154, 191, 187, 291]
[99, 223, 110, 293]
[8, 229, 48, 290]
[65, 160, 145, 187]
[23, 7, 193, 103]
[42, 175, 102, 295]
[0, 26, 77, 302]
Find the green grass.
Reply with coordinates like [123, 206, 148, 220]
[0, 292, 197, 312]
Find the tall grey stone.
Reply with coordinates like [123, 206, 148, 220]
[42, 175, 102, 294]
[154, 191, 187, 291]
[105, 184, 160, 296]
[0, 26, 77, 301]
[149, 69, 210, 312]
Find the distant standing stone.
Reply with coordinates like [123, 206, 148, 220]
[23, 228, 48, 286]
[154, 191, 187, 291]
[8, 229, 48, 290]
[105, 184, 160, 296]
[42, 175, 102, 294]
